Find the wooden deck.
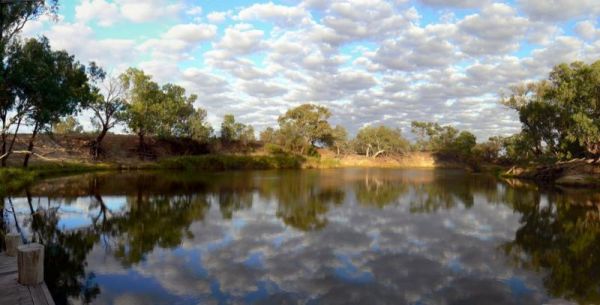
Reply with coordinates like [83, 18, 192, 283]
[0, 253, 55, 305]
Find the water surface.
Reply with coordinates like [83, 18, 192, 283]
[2, 168, 600, 305]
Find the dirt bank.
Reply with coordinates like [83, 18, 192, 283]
[504, 159, 600, 187]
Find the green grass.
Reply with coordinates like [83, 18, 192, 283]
[0, 161, 115, 196]
[155, 154, 305, 171]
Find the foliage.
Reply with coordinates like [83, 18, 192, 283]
[120, 68, 212, 156]
[354, 125, 409, 158]
[157, 154, 304, 171]
[501, 60, 600, 160]
[330, 125, 349, 156]
[411, 121, 477, 161]
[120, 68, 164, 148]
[52, 116, 83, 134]
[87, 64, 126, 158]
[220, 114, 255, 144]
[6, 37, 93, 166]
[275, 104, 334, 154]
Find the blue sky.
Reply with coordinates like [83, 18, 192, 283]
[23, 0, 600, 139]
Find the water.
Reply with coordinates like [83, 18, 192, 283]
[2, 168, 600, 305]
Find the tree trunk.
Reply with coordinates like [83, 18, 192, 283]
[23, 124, 39, 168]
[373, 150, 385, 158]
[2, 116, 22, 167]
[138, 132, 146, 160]
[91, 126, 109, 159]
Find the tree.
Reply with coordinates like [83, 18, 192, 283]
[87, 64, 126, 159]
[0, 0, 59, 166]
[330, 125, 348, 156]
[501, 60, 600, 161]
[220, 114, 254, 144]
[53, 116, 83, 134]
[185, 108, 213, 143]
[156, 83, 197, 138]
[277, 104, 334, 154]
[120, 68, 162, 156]
[6, 37, 92, 167]
[220, 114, 236, 142]
[260, 127, 276, 144]
[354, 125, 409, 158]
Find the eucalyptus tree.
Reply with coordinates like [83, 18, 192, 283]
[501, 60, 600, 160]
[120, 68, 162, 156]
[86, 63, 126, 159]
[354, 125, 409, 158]
[220, 114, 254, 144]
[277, 104, 334, 154]
[0, 0, 58, 165]
[6, 37, 92, 167]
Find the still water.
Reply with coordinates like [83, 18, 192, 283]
[2, 168, 600, 305]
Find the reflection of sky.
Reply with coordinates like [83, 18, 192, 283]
[7, 169, 577, 305]
[8, 196, 127, 234]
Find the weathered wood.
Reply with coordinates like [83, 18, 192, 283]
[0, 253, 54, 305]
[17, 243, 44, 285]
[5, 232, 22, 257]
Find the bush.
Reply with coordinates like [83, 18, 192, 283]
[157, 155, 305, 171]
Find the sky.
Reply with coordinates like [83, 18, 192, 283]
[22, 0, 600, 140]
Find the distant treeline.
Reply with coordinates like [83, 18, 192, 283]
[1, 2, 598, 167]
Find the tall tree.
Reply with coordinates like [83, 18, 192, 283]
[120, 68, 162, 157]
[87, 63, 125, 159]
[0, 0, 58, 165]
[277, 104, 334, 154]
[6, 37, 92, 167]
[501, 60, 600, 160]
[330, 125, 348, 156]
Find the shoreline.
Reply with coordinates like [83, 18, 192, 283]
[2, 154, 600, 196]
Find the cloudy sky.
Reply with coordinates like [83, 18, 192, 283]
[23, 0, 600, 139]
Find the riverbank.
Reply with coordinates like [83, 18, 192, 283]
[503, 159, 600, 187]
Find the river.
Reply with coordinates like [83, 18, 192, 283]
[2, 168, 599, 305]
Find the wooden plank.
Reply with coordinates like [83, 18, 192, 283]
[29, 285, 47, 305]
[0, 251, 55, 305]
[41, 283, 56, 305]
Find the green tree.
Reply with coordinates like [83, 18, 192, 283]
[354, 125, 409, 158]
[220, 114, 254, 144]
[330, 125, 349, 156]
[185, 108, 213, 143]
[277, 104, 334, 154]
[410, 121, 477, 161]
[156, 83, 197, 138]
[501, 60, 600, 161]
[7, 37, 92, 167]
[0, 1, 59, 166]
[120, 68, 162, 156]
[53, 116, 83, 134]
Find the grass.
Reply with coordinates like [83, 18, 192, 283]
[0, 161, 115, 196]
[155, 154, 305, 171]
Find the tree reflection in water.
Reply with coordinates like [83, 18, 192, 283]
[503, 188, 600, 304]
[1, 169, 599, 305]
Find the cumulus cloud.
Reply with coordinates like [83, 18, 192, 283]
[23, 0, 600, 139]
[237, 2, 311, 27]
[518, 0, 600, 21]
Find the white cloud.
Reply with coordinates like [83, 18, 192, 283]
[238, 2, 310, 27]
[456, 3, 529, 56]
[24, 0, 600, 140]
[518, 0, 600, 21]
[75, 0, 120, 26]
[575, 20, 599, 40]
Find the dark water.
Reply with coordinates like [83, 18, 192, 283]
[2, 168, 600, 305]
